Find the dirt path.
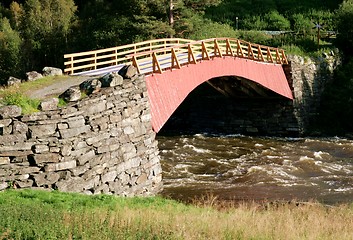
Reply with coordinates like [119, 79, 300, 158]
[28, 75, 95, 100]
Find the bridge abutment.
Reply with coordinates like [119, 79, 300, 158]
[0, 75, 162, 196]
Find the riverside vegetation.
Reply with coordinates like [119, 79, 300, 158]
[0, 189, 353, 240]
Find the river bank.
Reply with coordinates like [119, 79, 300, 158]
[0, 189, 352, 239]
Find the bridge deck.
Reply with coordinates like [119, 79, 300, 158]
[64, 38, 292, 132]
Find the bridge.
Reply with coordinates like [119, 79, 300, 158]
[64, 38, 293, 132]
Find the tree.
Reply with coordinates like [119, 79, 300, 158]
[335, 0, 353, 58]
[264, 11, 290, 31]
[0, 17, 22, 84]
[20, 0, 77, 69]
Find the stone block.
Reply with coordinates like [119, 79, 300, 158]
[55, 177, 84, 192]
[13, 121, 28, 134]
[31, 153, 60, 165]
[59, 125, 90, 139]
[80, 101, 106, 115]
[58, 123, 68, 129]
[0, 119, 12, 127]
[1, 142, 33, 152]
[14, 179, 34, 188]
[39, 98, 59, 111]
[78, 150, 96, 165]
[0, 134, 27, 146]
[67, 116, 85, 128]
[0, 157, 10, 165]
[0, 182, 8, 191]
[44, 160, 76, 172]
[101, 171, 117, 183]
[123, 126, 135, 135]
[136, 173, 148, 185]
[29, 124, 56, 138]
[71, 164, 90, 176]
[33, 144, 50, 153]
[83, 175, 100, 190]
[0, 105, 22, 119]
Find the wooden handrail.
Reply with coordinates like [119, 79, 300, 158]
[64, 37, 288, 75]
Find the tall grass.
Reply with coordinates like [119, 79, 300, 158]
[1, 92, 40, 114]
[0, 190, 352, 239]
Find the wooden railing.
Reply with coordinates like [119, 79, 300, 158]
[64, 38, 193, 74]
[64, 38, 288, 75]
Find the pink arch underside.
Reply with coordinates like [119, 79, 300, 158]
[145, 57, 293, 133]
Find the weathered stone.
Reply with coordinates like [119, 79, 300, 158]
[0, 119, 12, 127]
[0, 157, 10, 165]
[61, 145, 72, 156]
[60, 86, 81, 102]
[30, 153, 60, 165]
[26, 71, 43, 81]
[136, 173, 148, 185]
[0, 134, 27, 145]
[102, 171, 117, 183]
[60, 125, 90, 139]
[33, 144, 50, 153]
[123, 126, 135, 135]
[39, 98, 59, 111]
[29, 124, 56, 138]
[100, 72, 124, 87]
[0, 182, 8, 191]
[67, 116, 85, 128]
[0, 142, 33, 151]
[14, 179, 34, 188]
[77, 150, 95, 165]
[45, 160, 76, 172]
[80, 78, 102, 94]
[0, 105, 22, 119]
[118, 65, 138, 80]
[7, 76, 22, 86]
[55, 177, 84, 192]
[80, 100, 106, 115]
[42, 67, 63, 76]
[13, 121, 28, 134]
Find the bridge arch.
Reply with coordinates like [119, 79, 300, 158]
[145, 57, 293, 132]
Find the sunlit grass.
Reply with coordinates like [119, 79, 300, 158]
[0, 190, 352, 240]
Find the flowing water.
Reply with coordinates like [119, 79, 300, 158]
[157, 134, 353, 204]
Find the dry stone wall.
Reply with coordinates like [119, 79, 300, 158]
[0, 75, 162, 196]
[288, 53, 340, 134]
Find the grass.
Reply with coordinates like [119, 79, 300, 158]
[0, 75, 78, 114]
[0, 190, 352, 240]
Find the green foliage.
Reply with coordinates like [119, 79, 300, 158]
[265, 11, 291, 31]
[21, 0, 77, 69]
[335, 0, 353, 58]
[292, 13, 312, 34]
[0, 17, 22, 85]
[1, 92, 40, 114]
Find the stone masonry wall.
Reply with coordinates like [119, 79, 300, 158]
[288, 53, 340, 134]
[0, 75, 162, 196]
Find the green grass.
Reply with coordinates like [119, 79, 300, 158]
[0, 189, 353, 240]
[1, 92, 40, 114]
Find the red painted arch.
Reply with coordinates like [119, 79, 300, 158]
[145, 57, 293, 133]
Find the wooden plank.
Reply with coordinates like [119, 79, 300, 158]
[152, 52, 162, 73]
[214, 39, 223, 57]
[201, 42, 210, 60]
[171, 48, 181, 69]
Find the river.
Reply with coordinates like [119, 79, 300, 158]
[157, 134, 353, 204]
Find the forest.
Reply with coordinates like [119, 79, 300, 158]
[0, 0, 353, 133]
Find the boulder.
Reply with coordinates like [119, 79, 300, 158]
[79, 78, 101, 94]
[0, 105, 22, 119]
[42, 67, 63, 76]
[39, 98, 59, 111]
[26, 71, 43, 81]
[59, 86, 81, 102]
[7, 77, 22, 87]
[118, 65, 138, 80]
[100, 72, 123, 87]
